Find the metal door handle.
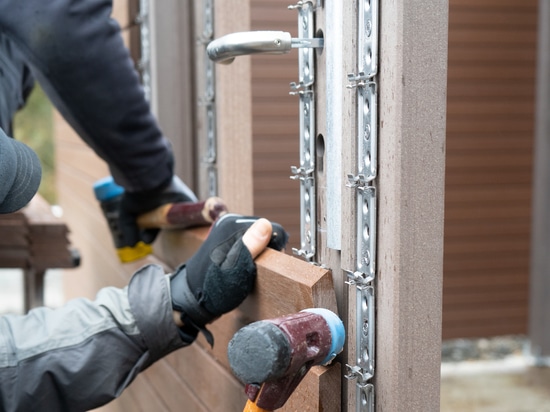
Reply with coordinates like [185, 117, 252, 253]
[207, 30, 323, 64]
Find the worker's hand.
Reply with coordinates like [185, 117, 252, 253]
[170, 214, 289, 346]
[118, 175, 198, 249]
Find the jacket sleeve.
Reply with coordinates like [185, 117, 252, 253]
[0, 0, 175, 192]
[0, 264, 185, 412]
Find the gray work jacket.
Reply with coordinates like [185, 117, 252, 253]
[0, 264, 185, 412]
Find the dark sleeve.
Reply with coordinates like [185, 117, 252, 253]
[0, 0, 175, 192]
[0, 264, 185, 412]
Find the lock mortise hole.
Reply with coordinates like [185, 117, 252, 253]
[315, 29, 324, 56]
[316, 133, 325, 173]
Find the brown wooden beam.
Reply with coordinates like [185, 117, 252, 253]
[529, 0, 550, 364]
[375, 0, 448, 410]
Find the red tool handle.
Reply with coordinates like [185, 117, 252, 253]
[136, 196, 228, 229]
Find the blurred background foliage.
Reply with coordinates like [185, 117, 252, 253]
[13, 84, 56, 204]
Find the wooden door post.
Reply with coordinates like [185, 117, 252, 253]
[214, 1, 253, 214]
[529, 0, 550, 364]
[375, 1, 448, 410]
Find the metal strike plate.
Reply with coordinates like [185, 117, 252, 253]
[294, 1, 315, 87]
[357, 382, 375, 412]
[357, 82, 377, 182]
[299, 91, 315, 170]
[356, 285, 375, 377]
[345, 186, 376, 282]
[292, 174, 316, 261]
[358, 0, 379, 77]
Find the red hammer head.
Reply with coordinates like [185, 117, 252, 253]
[228, 309, 345, 410]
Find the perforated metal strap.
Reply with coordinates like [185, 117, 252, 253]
[345, 0, 379, 411]
[289, 0, 318, 262]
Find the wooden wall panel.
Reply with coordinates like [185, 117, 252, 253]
[442, 0, 538, 339]
[250, 1, 301, 251]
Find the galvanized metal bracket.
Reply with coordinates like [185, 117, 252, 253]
[345, 0, 379, 411]
[289, 0, 319, 262]
[137, 0, 151, 102]
[199, 0, 218, 196]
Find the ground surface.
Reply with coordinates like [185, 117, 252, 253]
[1, 274, 549, 412]
[441, 338, 550, 412]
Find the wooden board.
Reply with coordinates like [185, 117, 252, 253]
[443, 0, 538, 339]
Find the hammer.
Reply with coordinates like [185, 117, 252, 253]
[228, 309, 345, 411]
[93, 176, 228, 262]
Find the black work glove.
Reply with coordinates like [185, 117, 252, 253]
[119, 175, 198, 247]
[170, 214, 289, 346]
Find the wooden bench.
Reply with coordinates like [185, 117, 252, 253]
[0, 195, 80, 312]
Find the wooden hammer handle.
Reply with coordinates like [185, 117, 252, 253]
[136, 197, 228, 229]
[243, 399, 270, 412]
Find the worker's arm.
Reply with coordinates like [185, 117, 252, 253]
[0, 1, 199, 251]
[0, 0, 173, 193]
[0, 217, 286, 412]
[0, 266, 178, 412]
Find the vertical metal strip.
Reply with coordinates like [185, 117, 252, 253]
[358, 0, 379, 78]
[200, 0, 218, 196]
[357, 285, 375, 377]
[358, 82, 377, 183]
[356, 383, 375, 412]
[345, 0, 379, 410]
[138, 0, 152, 101]
[357, 185, 376, 282]
[290, 1, 317, 262]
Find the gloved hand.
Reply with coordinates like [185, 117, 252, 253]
[170, 214, 289, 346]
[117, 175, 198, 260]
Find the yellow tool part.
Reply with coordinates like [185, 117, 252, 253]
[243, 399, 270, 412]
[116, 241, 153, 263]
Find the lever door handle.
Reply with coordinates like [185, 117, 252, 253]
[207, 30, 323, 64]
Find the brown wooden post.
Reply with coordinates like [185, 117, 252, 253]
[375, 1, 448, 410]
[214, 1, 253, 214]
[529, 0, 550, 364]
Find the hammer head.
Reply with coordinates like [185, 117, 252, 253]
[228, 309, 344, 410]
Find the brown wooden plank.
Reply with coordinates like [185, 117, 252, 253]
[443, 291, 528, 307]
[167, 342, 247, 412]
[140, 357, 209, 412]
[444, 207, 530, 221]
[446, 135, 533, 151]
[0, 234, 27, 246]
[443, 306, 528, 324]
[281, 364, 341, 412]
[444, 255, 529, 272]
[449, 0, 537, 10]
[95, 372, 169, 412]
[449, 9, 537, 28]
[443, 270, 528, 287]
[214, 1, 253, 214]
[154, 226, 340, 410]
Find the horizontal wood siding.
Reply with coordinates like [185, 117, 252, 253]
[443, 0, 538, 339]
